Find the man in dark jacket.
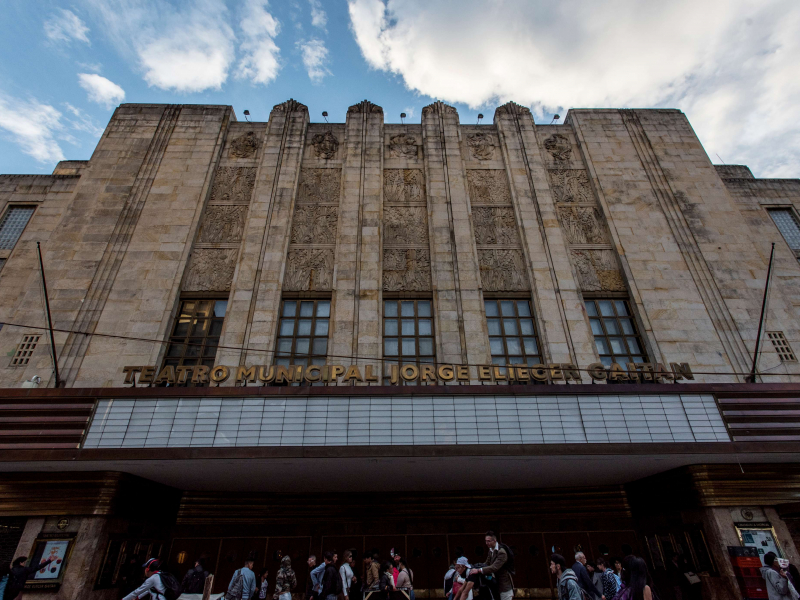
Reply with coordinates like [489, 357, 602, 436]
[319, 551, 341, 600]
[469, 531, 513, 600]
[5, 555, 56, 600]
[572, 553, 601, 600]
[181, 557, 209, 594]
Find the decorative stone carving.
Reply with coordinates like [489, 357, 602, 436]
[473, 207, 520, 246]
[272, 99, 308, 113]
[312, 131, 339, 159]
[388, 134, 418, 159]
[184, 249, 238, 292]
[557, 206, 607, 244]
[384, 207, 428, 246]
[348, 100, 383, 114]
[466, 170, 512, 204]
[284, 248, 334, 291]
[548, 169, 593, 204]
[495, 102, 532, 116]
[298, 168, 341, 204]
[383, 248, 431, 292]
[384, 169, 425, 204]
[229, 131, 259, 158]
[478, 249, 529, 291]
[198, 205, 248, 243]
[466, 132, 495, 160]
[209, 167, 257, 204]
[571, 249, 626, 292]
[290, 206, 339, 245]
[544, 134, 572, 161]
[422, 102, 457, 116]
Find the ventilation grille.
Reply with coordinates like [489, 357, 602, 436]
[767, 331, 796, 362]
[11, 334, 41, 366]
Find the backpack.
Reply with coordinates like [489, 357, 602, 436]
[498, 543, 515, 576]
[156, 571, 182, 600]
[560, 573, 591, 600]
[226, 569, 245, 600]
[183, 567, 208, 594]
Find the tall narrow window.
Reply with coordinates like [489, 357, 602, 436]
[383, 299, 435, 366]
[485, 299, 543, 367]
[275, 299, 330, 366]
[163, 299, 227, 371]
[585, 298, 647, 367]
[769, 208, 800, 257]
[0, 206, 35, 249]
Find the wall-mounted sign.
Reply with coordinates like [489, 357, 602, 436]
[24, 532, 76, 592]
[736, 524, 783, 560]
[122, 361, 694, 386]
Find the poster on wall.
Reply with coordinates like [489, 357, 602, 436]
[737, 525, 783, 560]
[33, 540, 70, 579]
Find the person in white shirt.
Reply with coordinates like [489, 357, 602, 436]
[122, 558, 166, 600]
[340, 550, 356, 600]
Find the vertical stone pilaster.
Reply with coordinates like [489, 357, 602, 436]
[421, 102, 488, 372]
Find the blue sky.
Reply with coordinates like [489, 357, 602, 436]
[1, 0, 798, 178]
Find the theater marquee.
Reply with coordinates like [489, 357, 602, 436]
[121, 361, 694, 386]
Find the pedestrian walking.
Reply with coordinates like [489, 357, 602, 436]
[550, 554, 582, 600]
[760, 552, 795, 600]
[259, 568, 270, 600]
[451, 557, 475, 600]
[379, 562, 395, 600]
[5, 556, 56, 600]
[615, 556, 654, 600]
[181, 557, 209, 595]
[320, 552, 342, 600]
[340, 550, 356, 600]
[595, 558, 618, 600]
[274, 555, 297, 600]
[226, 553, 257, 600]
[587, 562, 603, 597]
[469, 531, 514, 600]
[366, 555, 380, 590]
[395, 558, 414, 600]
[572, 553, 601, 600]
[306, 556, 319, 600]
[121, 558, 168, 600]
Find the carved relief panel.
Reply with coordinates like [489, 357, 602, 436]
[547, 169, 593, 203]
[466, 132, 495, 160]
[290, 206, 339, 245]
[298, 168, 341, 204]
[478, 249, 529, 291]
[571, 249, 625, 292]
[284, 248, 335, 291]
[198, 205, 248, 244]
[388, 133, 418, 159]
[473, 207, 521, 246]
[466, 170, 512, 205]
[384, 206, 428, 247]
[184, 249, 239, 292]
[383, 248, 431, 292]
[384, 169, 425, 204]
[229, 131, 259, 158]
[557, 206, 607, 244]
[209, 167, 257, 204]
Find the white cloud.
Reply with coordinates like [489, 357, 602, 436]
[403, 107, 415, 119]
[0, 95, 65, 163]
[88, 0, 235, 93]
[64, 104, 105, 137]
[298, 38, 330, 83]
[347, 0, 800, 177]
[309, 0, 327, 29]
[44, 9, 91, 44]
[237, 0, 281, 85]
[78, 73, 126, 109]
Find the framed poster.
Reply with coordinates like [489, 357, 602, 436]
[24, 532, 76, 592]
[736, 524, 783, 560]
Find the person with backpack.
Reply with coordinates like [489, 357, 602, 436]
[573, 553, 601, 600]
[180, 557, 209, 595]
[595, 558, 618, 600]
[121, 558, 181, 600]
[226, 554, 257, 600]
[274, 555, 297, 600]
[468, 531, 514, 600]
[549, 554, 582, 600]
[320, 551, 342, 600]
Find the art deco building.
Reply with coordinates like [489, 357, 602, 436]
[1, 100, 799, 600]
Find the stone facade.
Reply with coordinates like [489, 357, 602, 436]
[0, 102, 799, 387]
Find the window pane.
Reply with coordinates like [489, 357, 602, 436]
[631, 355, 645, 363]
[279, 319, 295, 336]
[614, 300, 629, 316]
[167, 343, 184, 357]
[509, 356, 523, 365]
[604, 319, 620, 335]
[487, 319, 502, 335]
[417, 301, 432, 317]
[585, 301, 598, 316]
[402, 339, 416, 355]
[384, 339, 398, 356]
[214, 300, 228, 317]
[418, 338, 434, 356]
[609, 337, 626, 354]
[300, 301, 314, 317]
[595, 338, 610, 354]
[401, 319, 415, 335]
[293, 357, 308, 367]
[384, 319, 398, 335]
[619, 319, 635, 335]
[384, 301, 398, 317]
[209, 320, 224, 336]
[626, 337, 643, 355]
[0, 206, 35, 250]
[297, 319, 312, 335]
[500, 300, 516, 316]
[770, 209, 800, 250]
[401, 301, 415, 317]
[506, 338, 522, 354]
[516, 300, 532, 317]
[295, 338, 310, 356]
[503, 319, 518, 335]
[418, 319, 432, 336]
[186, 341, 201, 357]
[202, 343, 218, 357]
[276, 339, 293, 355]
[600, 356, 613, 367]
[174, 319, 191, 337]
[590, 319, 603, 335]
[598, 300, 614, 316]
[314, 320, 329, 336]
[312, 338, 327, 355]
[490, 337, 505, 355]
[191, 319, 209, 336]
[485, 300, 499, 317]
[283, 301, 297, 317]
[316, 301, 331, 317]
[519, 319, 535, 335]
[276, 357, 291, 366]
[523, 337, 538, 355]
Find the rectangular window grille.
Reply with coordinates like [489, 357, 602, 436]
[11, 334, 41, 366]
[275, 299, 330, 366]
[485, 299, 542, 367]
[383, 299, 435, 365]
[767, 331, 797, 362]
[163, 299, 227, 372]
[586, 299, 647, 367]
[0, 206, 35, 250]
[769, 208, 800, 252]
